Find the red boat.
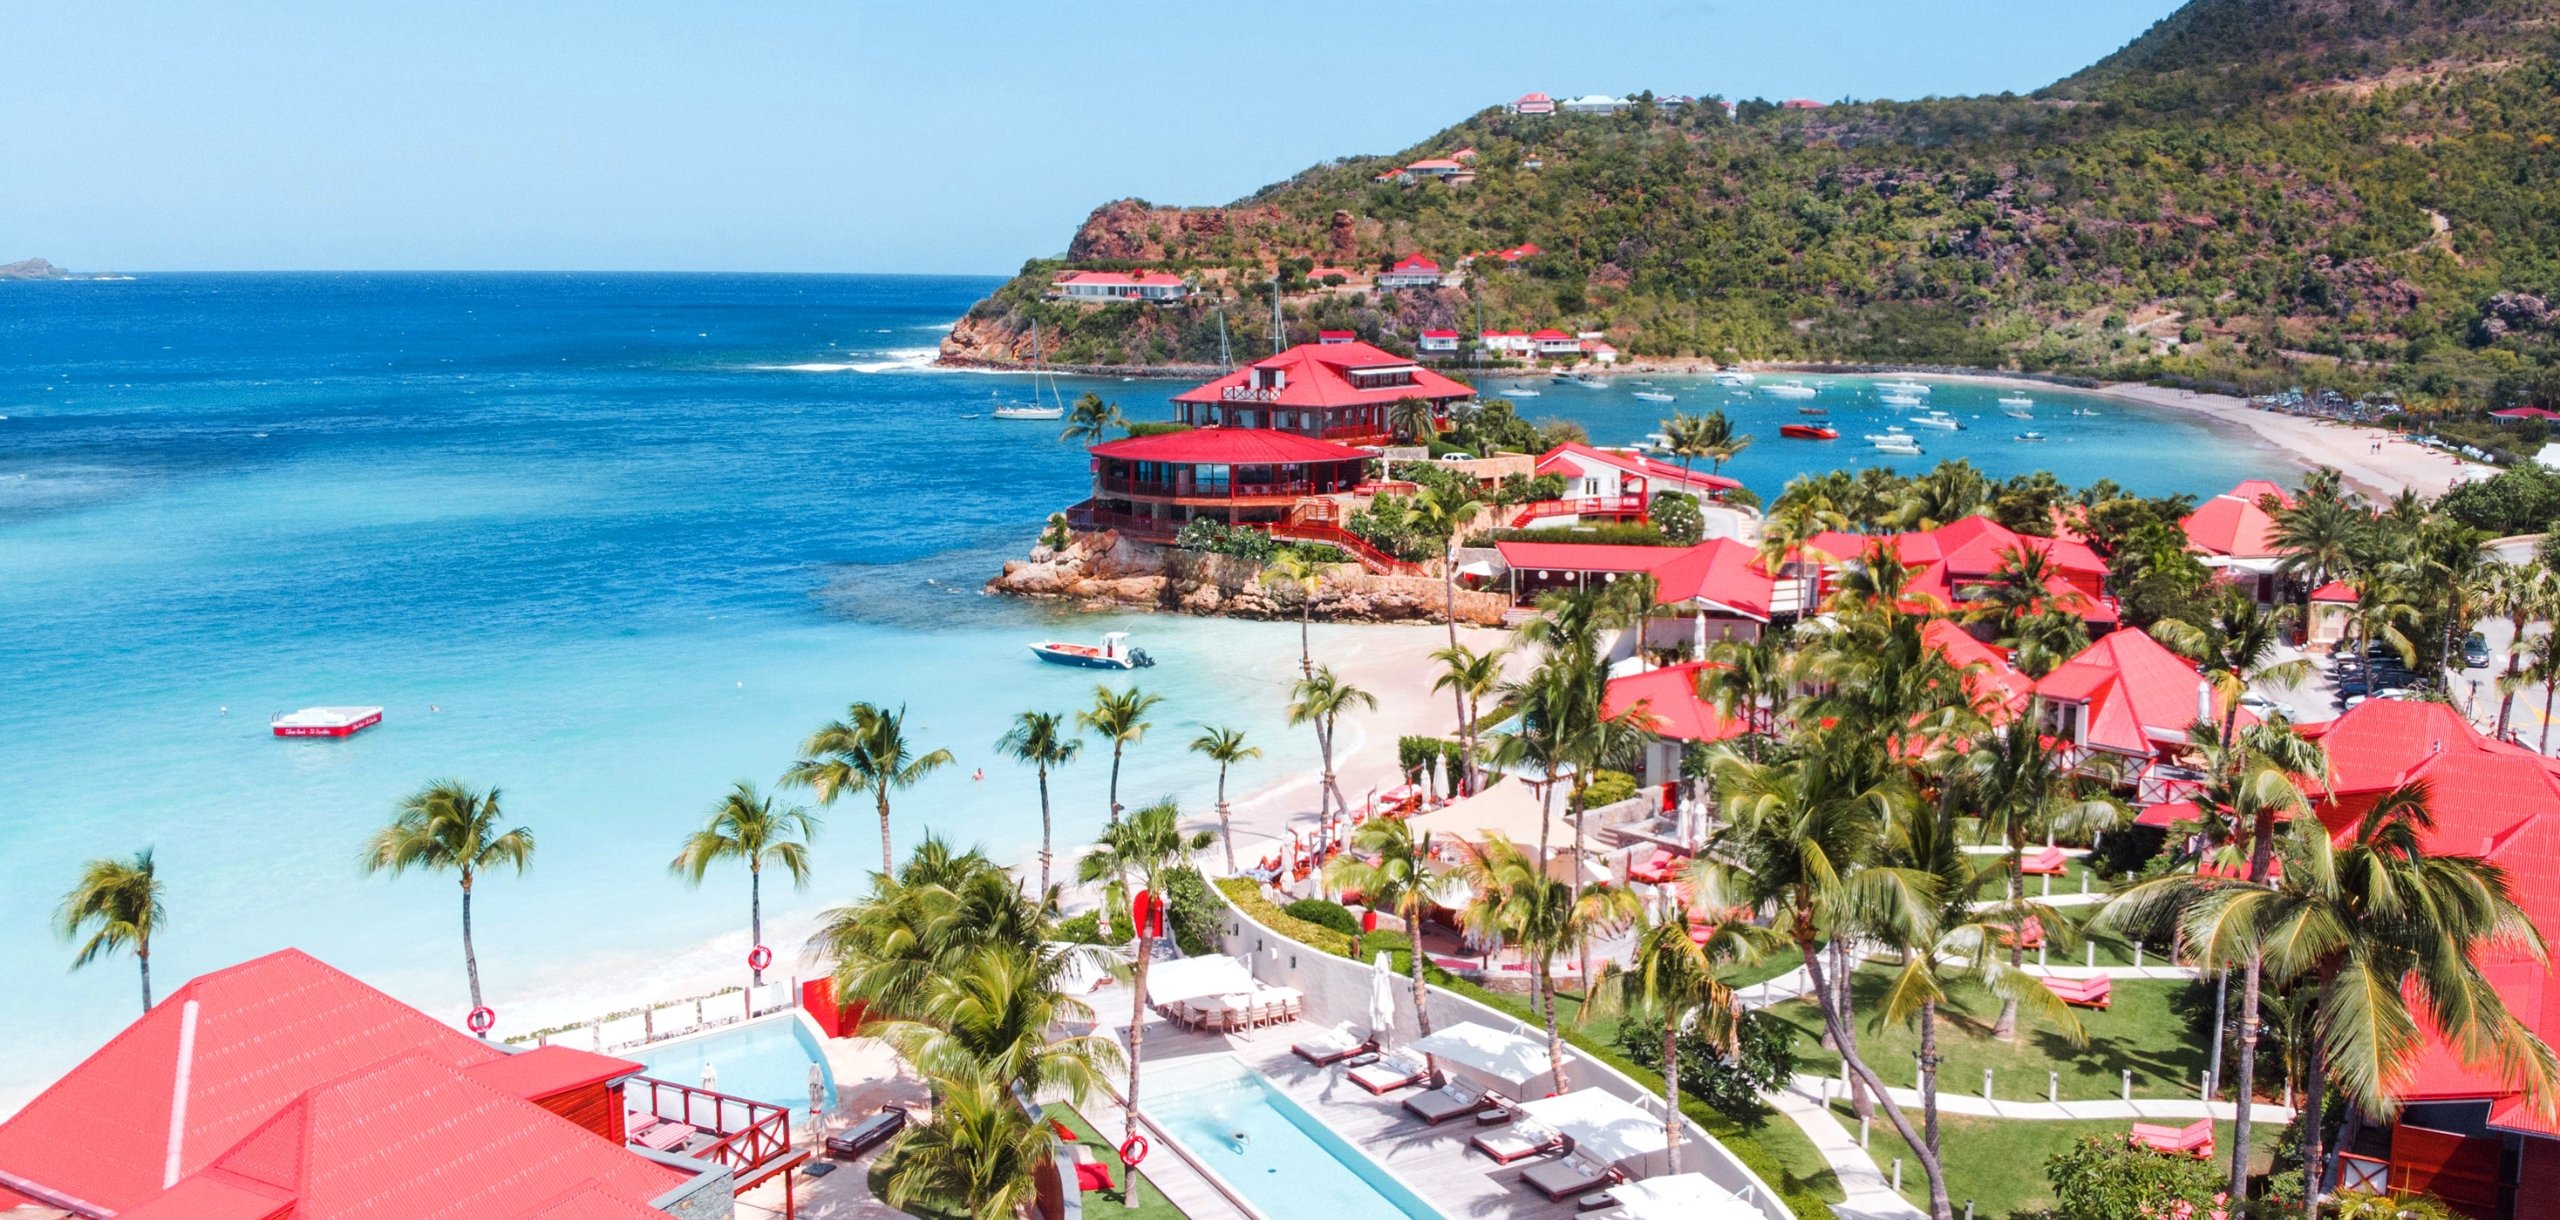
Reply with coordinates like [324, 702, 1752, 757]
[271, 706, 383, 738]
[1779, 423, 1838, 440]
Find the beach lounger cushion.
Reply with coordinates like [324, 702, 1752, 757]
[1402, 1082, 1488, 1125]
[2130, 1118, 2215, 1159]
[824, 1105, 908, 1158]
[2044, 975, 2112, 1009]
[637, 1119, 697, 1152]
[1347, 1051, 1430, 1094]
[1470, 1122, 1564, 1164]
[2022, 846, 2068, 875]
[1522, 1153, 1611, 1200]
[1291, 1024, 1370, 1064]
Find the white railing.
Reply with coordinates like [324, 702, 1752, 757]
[516, 979, 801, 1053]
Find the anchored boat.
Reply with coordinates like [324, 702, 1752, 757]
[1779, 423, 1838, 440]
[1029, 631, 1155, 670]
[1764, 380, 1817, 400]
[272, 706, 383, 738]
[1633, 390, 1676, 403]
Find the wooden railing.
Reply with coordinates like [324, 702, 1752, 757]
[628, 1075, 794, 1179]
[1509, 494, 1648, 527]
[1264, 520, 1423, 576]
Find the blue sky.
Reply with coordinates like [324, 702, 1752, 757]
[2, 1, 2185, 274]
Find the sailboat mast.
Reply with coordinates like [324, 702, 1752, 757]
[1217, 308, 1232, 371]
[1270, 278, 1283, 356]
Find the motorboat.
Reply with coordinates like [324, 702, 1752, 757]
[1637, 431, 1674, 454]
[1028, 631, 1155, 670]
[1911, 412, 1963, 431]
[1712, 371, 1756, 386]
[1779, 423, 1837, 440]
[2000, 404, 2035, 420]
[1507, 388, 1542, 398]
[2015, 431, 2048, 443]
[272, 707, 383, 738]
[1574, 374, 1612, 389]
[2070, 407, 2101, 417]
[1873, 436, 1924, 455]
[992, 405, 1063, 420]
[1877, 378, 1931, 395]
[1633, 390, 1676, 403]
[1764, 380, 1817, 400]
[1796, 405, 1829, 416]
[1880, 391, 1923, 407]
[1997, 394, 2035, 409]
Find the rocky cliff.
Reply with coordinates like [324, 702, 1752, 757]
[988, 532, 1510, 625]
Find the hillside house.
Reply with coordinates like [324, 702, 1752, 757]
[1051, 270, 1189, 303]
[1377, 256, 1446, 289]
[1507, 92, 1555, 115]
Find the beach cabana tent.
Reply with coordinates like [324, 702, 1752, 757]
[1518, 1090, 1676, 1172]
[1607, 1172, 1759, 1219]
[1407, 779, 1551, 847]
[1142, 954, 1256, 1005]
[1408, 1021, 1570, 1095]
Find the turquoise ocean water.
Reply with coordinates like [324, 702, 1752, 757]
[0, 273, 2281, 1105]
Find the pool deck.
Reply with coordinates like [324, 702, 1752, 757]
[1113, 1007, 1582, 1220]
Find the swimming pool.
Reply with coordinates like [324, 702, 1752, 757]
[1145, 1054, 1445, 1220]
[628, 1015, 836, 1122]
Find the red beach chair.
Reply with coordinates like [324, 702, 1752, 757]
[2022, 846, 2068, 876]
[2129, 1118, 2214, 1159]
[2043, 975, 2111, 1009]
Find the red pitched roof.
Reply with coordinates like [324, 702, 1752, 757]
[1054, 270, 1184, 288]
[1800, 518, 2111, 621]
[1419, 329, 1458, 339]
[0, 950, 674, 1219]
[1535, 442, 1742, 494]
[1387, 256, 1440, 273]
[1495, 243, 1542, 262]
[1603, 662, 1750, 743]
[1922, 620, 2032, 716]
[1529, 328, 1573, 340]
[2491, 407, 2560, 421]
[1088, 427, 1369, 465]
[1493, 538, 1772, 616]
[1170, 341, 1475, 411]
[2032, 628, 2229, 757]
[2309, 579, 2358, 604]
[2182, 481, 2293, 559]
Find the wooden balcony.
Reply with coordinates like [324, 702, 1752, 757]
[1096, 476, 1352, 504]
[627, 1075, 800, 1188]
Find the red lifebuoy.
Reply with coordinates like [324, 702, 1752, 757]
[747, 944, 773, 972]
[466, 1006, 497, 1035]
[1117, 1134, 1149, 1167]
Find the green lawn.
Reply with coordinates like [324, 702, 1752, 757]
[1767, 967, 2212, 1104]
[867, 1104, 1191, 1220]
[1823, 1103, 2284, 1219]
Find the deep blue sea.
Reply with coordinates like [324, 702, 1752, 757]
[0, 273, 2284, 1105]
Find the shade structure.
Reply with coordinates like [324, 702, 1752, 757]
[1408, 779, 1550, 847]
[1407, 1021, 1569, 1094]
[1144, 954, 1256, 1005]
[1516, 1089, 1672, 1168]
[1368, 952, 1398, 1047]
[1607, 1172, 1758, 1220]
[1456, 559, 1499, 578]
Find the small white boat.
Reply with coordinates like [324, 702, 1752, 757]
[1029, 631, 1155, 670]
[2000, 404, 2035, 420]
[1997, 394, 2035, 408]
[1877, 378, 1931, 395]
[1880, 392, 1923, 407]
[1712, 371, 1756, 386]
[1912, 412, 1963, 431]
[1765, 381, 1817, 400]
[1861, 430, 1908, 443]
[999, 323, 1070, 420]
[1637, 431, 1674, 454]
[1574, 375, 1612, 389]
[2070, 407, 2101, 417]
[2015, 431, 2047, 443]
[1507, 388, 1542, 398]
[993, 405, 1063, 420]
[1873, 437, 1924, 456]
[1633, 390, 1677, 403]
[272, 707, 383, 738]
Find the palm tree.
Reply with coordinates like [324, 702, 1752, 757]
[875, 940, 1124, 1103]
[2479, 563, 2555, 737]
[1756, 488, 1847, 620]
[1387, 396, 1438, 442]
[996, 710, 1082, 895]
[2108, 783, 2560, 1208]
[1691, 742, 1948, 1213]
[1406, 482, 1486, 647]
[670, 782, 817, 987]
[1188, 725, 1260, 871]
[1058, 392, 1124, 444]
[1289, 667, 1375, 854]
[2505, 625, 2560, 754]
[1699, 632, 1789, 746]
[1659, 411, 1712, 485]
[1327, 816, 1450, 1037]
[1953, 710, 2121, 1039]
[1077, 685, 1162, 827]
[2156, 588, 2315, 754]
[1262, 551, 1326, 677]
[1431, 642, 1505, 794]
[2274, 489, 2368, 616]
[1583, 907, 1777, 1173]
[362, 780, 535, 1019]
[56, 849, 166, 1011]
[878, 1068, 1054, 1220]
[1695, 408, 1750, 474]
[813, 836, 1041, 1021]
[785, 702, 955, 876]
[1077, 799, 1213, 1211]
[1452, 834, 1639, 1093]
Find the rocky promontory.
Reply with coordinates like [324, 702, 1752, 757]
[989, 531, 1508, 626]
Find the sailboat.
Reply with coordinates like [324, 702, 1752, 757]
[993, 323, 1066, 420]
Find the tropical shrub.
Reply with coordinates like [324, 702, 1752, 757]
[1615, 1009, 1798, 1121]
[2042, 1135, 2221, 1220]
[1651, 492, 1702, 545]
[1174, 518, 1277, 562]
[1214, 878, 1355, 956]
[1282, 898, 1362, 938]
[1583, 768, 1639, 808]
[1156, 866, 1223, 956]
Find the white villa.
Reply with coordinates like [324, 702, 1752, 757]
[1479, 330, 1532, 356]
[1417, 329, 1459, 354]
[1050, 270, 1189, 303]
[1506, 91, 1556, 115]
[1377, 256, 1447, 290]
[1559, 94, 1632, 114]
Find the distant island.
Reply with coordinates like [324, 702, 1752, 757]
[941, 0, 2560, 413]
[1, 258, 133, 282]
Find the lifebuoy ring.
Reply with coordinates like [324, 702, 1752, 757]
[1117, 1134, 1149, 1167]
[466, 1006, 497, 1035]
[747, 944, 773, 972]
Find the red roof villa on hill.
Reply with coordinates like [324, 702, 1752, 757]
[1048, 269, 1188, 303]
[1376, 256, 1445, 289]
[0, 950, 774, 1220]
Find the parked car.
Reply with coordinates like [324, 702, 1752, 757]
[2465, 633, 2493, 669]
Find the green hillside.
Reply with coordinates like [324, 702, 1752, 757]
[943, 0, 2560, 410]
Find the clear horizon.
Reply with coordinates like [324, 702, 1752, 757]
[5, 1, 2184, 275]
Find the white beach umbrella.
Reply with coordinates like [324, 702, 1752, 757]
[701, 1062, 718, 1092]
[1368, 951, 1398, 1046]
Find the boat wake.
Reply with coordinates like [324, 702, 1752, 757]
[756, 347, 942, 374]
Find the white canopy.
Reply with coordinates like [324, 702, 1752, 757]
[1143, 955, 1256, 1005]
[1608, 1173, 1757, 1220]
[1408, 1021, 1569, 1094]
[1456, 560, 1499, 578]
[1517, 1090, 1673, 1167]
[1408, 780, 1550, 847]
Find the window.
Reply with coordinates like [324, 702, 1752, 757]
[1197, 464, 1230, 495]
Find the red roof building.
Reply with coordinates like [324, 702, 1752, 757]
[2031, 627, 2236, 770]
[1072, 428, 1395, 567]
[1318, 329, 1357, 344]
[1494, 537, 1774, 625]
[0, 950, 732, 1220]
[1050, 270, 1189, 303]
[1603, 661, 1751, 743]
[1530, 328, 1581, 356]
[1494, 243, 1542, 263]
[1377, 257, 1445, 289]
[2294, 699, 2560, 1213]
[2491, 407, 2560, 421]
[1508, 92, 1556, 116]
[1922, 619, 2033, 718]
[1416, 329, 1459, 354]
[2183, 479, 2298, 605]
[1524, 443, 1742, 529]
[1169, 340, 1474, 443]
[1801, 516, 2114, 625]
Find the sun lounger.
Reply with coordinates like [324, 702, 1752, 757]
[1521, 1152, 1616, 1200]
[1470, 1122, 1565, 1164]
[2129, 1118, 2215, 1159]
[1347, 1051, 1430, 1095]
[623, 1111, 661, 1140]
[1402, 1082, 1493, 1125]
[1291, 1023, 1371, 1065]
[2044, 975, 2112, 1009]
[636, 1118, 698, 1152]
[824, 1104, 908, 1158]
[2022, 846, 2069, 875]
